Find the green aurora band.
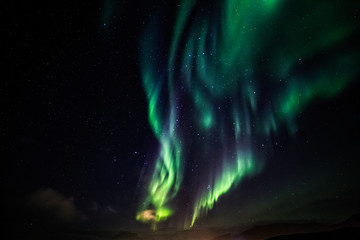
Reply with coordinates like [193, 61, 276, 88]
[137, 0, 360, 228]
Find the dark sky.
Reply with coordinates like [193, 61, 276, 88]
[2, 0, 360, 236]
[3, 0, 160, 230]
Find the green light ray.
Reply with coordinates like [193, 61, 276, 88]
[137, 0, 360, 229]
[190, 152, 259, 227]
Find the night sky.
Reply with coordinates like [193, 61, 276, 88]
[3, 0, 360, 238]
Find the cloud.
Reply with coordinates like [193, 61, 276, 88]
[104, 205, 118, 214]
[90, 201, 118, 214]
[29, 188, 83, 223]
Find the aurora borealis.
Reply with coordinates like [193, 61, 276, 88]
[137, 0, 360, 229]
[4, 0, 360, 239]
